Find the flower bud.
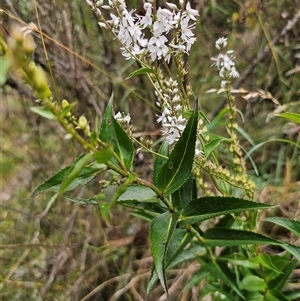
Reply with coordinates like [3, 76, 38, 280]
[22, 35, 36, 53]
[10, 24, 23, 42]
[62, 99, 69, 108]
[78, 115, 88, 129]
[32, 65, 48, 92]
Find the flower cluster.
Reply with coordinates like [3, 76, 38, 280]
[155, 78, 187, 145]
[87, 0, 199, 63]
[211, 37, 239, 87]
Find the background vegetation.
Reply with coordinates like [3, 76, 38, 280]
[1, 0, 299, 300]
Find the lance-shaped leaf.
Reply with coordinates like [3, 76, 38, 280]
[32, 155, 106, 196]
[275, 112, 300, 124]
[204, 136, 230, 158]
[263, 217, 300, 238]
[117, 185, 158, 203]
[156, 107, 197, 196]
[149, 211, 181, 300]
[172, 174, 197, 210]
[202, 228, 300, 261]
[153, 140, 169, 186]
[126, 67, 155, 79]
[181, 196, 273, 226]
[100, 94, 134, 170]
[147, 228, 197, 298]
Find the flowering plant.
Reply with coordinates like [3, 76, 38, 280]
[2, 1, 300, 300]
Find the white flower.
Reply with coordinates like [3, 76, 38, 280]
[148, 42, 169, 61]
[139, 3, 153, 28]
[184, 2, 199, 21]
[211, 37, 239, 85]
[114, 111, 131, 124]
[215, 37, 228, 49]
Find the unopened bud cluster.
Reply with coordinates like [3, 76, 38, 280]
[155, 78, 187, 145]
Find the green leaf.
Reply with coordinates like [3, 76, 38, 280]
[204, 136, 230, 157]
[32, 156, 106, 196]
[146, 268, 159, 301]
[266, 289, 290, 301]
[59, 153, 94, 195]
[202, 228, 300, 261]
[264, 217, 300, 237]
[126, 67, 155, 79]
[153, 140, 169, 186]
[275, 112, 300, 124]
[149, 211, 181, 300]
[207, 108, 228, 131]
[117, 185, 158, 203]
[206, 260, 244, 299]
[94, 145, 114, 164]
[268, 257, 297, 290]
[64, 193, 105, 204]
[181, 196, 273, 226]
[172, 174, 197, 210]
[100, 94, 134, 170]
[120, 200, 165, 218]
[30, 106, 56, 120]
[239, 275, 266, 292]
[202, 228, 281, 247]
[219, 254, 259, 269]
[156, 106, 198, 196]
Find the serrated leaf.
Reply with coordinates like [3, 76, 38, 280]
[126, 67, 155, 79]
[148, 235, 204, 298]
[181, 196, 273, 226]
[275, 112, 300, 124]
[202, 228, 282, 247]
[202, 228, 300, 261]
[156, 106, 197, 196]
[172, 174, 196, 210]
[32, 157, 106, 196]
[30, 106, 56, 120]
[153, 140, 169, 186]
[117, 185, 158, 203]
[146, 268, 160, 301]
[165, 229, 199, 268]
[149, 211, 181, 300]
[264, 217, 300, 237]
[100, 94, 134, 170]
